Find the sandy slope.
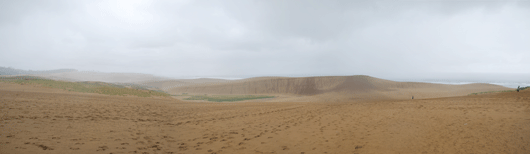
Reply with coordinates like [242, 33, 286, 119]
[168, 75, 510, 100]
[139, 78, 230, 91]
[0, 82, 528, 154]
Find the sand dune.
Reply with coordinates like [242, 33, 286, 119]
[139, 78, 230, 91]
[0, 81, 528, 154]
[168, 75, 510, 100]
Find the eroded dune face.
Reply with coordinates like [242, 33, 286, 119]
[0, 82, 529, 154]
[168, 75, 510, 99]
[139, 78, 231, 91]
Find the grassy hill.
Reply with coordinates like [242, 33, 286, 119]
[0, 76, 170, 97]
[0, 67, 76, 75]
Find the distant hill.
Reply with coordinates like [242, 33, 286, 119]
[32, 71, 171, 83]
[0, 67, 170, 84]
[0, 67, 77, 75]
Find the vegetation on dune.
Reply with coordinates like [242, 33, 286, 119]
[184, 95, 275, 102]
[468, 90, 513, 95]
[0, 76, 170, 97]
[171, 93, 188, 96]
[113, 83, 152, 90]
[518, 86, 529, 91]
[468, 89, 519, 95]
[468, 86, 529, 95]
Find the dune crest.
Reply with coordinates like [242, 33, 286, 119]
[168, 75, 510, 100]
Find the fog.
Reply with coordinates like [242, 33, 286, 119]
[1, 0, 529, 81]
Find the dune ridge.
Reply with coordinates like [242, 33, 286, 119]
[168, 75, 511, 100]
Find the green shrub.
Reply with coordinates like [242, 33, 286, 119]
[468, 90, 515, 96]
[184, 95, 275, 102]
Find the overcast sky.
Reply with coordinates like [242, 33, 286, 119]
[1, 0, 529, 80]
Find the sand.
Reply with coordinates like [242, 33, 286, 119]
[139, 78, 230, 91]
[0, 79, 528, 154]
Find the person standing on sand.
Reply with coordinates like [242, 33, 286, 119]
[412, 96, 414, 99]
[517, 86, 520, 92]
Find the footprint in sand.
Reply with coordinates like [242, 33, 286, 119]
[97, 146, 108, 151]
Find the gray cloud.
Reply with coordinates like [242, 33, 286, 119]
[1, 0, 529, 81]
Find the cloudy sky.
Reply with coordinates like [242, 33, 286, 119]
[1, 0, 529, 80]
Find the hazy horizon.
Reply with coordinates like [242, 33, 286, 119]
[1, 66, 529, 88]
